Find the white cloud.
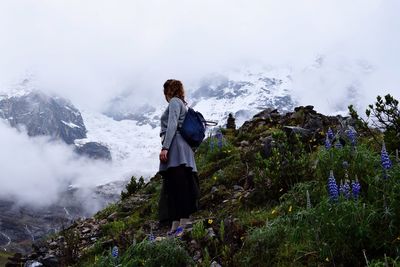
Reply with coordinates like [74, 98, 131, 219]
[0, 120, 133, 208]
[0, 0, 398, 111]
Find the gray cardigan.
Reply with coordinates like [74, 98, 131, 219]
[160, 97, 187, 150]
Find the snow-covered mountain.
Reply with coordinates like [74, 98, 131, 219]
[106, 68, 295, 130]
[0, 85, 111, 160]
[95, 68, 296, 170]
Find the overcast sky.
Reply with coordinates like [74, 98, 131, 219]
[0, 0, 399, 208]
[0, 0, 399, 111]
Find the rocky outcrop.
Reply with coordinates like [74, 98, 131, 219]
[0, 91, 111, 160]
[0, 181, 123, 256]
[74, 142, 112, 161]
[0, 92, 86, 144]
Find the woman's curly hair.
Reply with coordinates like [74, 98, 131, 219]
[163, 79, 187, 104]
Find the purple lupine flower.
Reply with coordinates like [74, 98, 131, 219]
[148, 233, 155, 242]
[351, 178, 361, 199]
[209, 137, 215, 152]
[327, 127, 334, 140]
[216, 130, 223, 149]
[335, 140, 343, 149]
[111, 246, 119, 258]
[339, 180, 351, 199]
[381, 143, 392, 170]
[347, 128, 357, 146]
[327, 170, 339, 202]
[325, 136, 331, 149]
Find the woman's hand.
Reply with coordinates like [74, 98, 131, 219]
[159, 149, 168, 162]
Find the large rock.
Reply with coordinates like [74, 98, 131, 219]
[0, 91, 86, 144]
[74, 142, 112, 161]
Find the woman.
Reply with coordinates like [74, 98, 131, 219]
[158, 79, 199, 234]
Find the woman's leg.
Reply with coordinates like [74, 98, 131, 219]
[167, 166, 198, 218]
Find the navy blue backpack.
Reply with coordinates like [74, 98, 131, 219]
[180, 108, 215, 148]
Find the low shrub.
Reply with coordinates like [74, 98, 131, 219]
[121, 176, 145, 200]
[121, 239, 194, 267]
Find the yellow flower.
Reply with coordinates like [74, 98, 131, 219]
[213, 176, 217, 181]
[271, 209, 277, 215]
[288, 205, 292, 212]
[208, 219, 213, 224]
[325, 257, 329, 262]
[227, 150, 231, 153]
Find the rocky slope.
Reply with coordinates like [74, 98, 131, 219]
[0, 180, 124, 256]
[8, 105, 361, 267]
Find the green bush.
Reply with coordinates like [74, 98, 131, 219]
[191, 220, 207, 240]
[253, 130, 311, 201]
[235, 217, 288, 266]
[101, 221, 126, 237]
[121, 239, 194, 267]
[349, 94, 400, 151]
[121, 176, 145, 200]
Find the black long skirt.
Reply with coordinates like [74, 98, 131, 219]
[158, 165, 200, 224]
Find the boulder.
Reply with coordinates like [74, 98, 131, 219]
[74, 142, 112, 161]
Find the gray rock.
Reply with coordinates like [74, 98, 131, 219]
[283, 126, 312, 139]
[81, 228, 91, 234]
[41, 254, 59, 267]
[211, 187, 218, 194]
[24, 260, 43, 267]
[261, 136, 274, 158]
[48, 242, 58, 249]
[74, 142, 112, 161]
[233, 185, 244, 191]
[210, 261, 222, 267]
[240, 140, 249, 147]
[107, 212, 118, 222]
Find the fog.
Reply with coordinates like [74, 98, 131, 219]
[0, 0, 399, 208]
[0, 120, 137, 208]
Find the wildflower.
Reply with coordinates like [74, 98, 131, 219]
[208, 219, 213, 225]
[213, 176, 217, 181]
[111, 246, 119, 258]
[381, 142, 392, 170]
[209, 137, 215, 152]
[148, 233, 155, 242]
[324, 136, 331, 149]
[271, 209, 277, 215]
[351, 178, 361, 199]
[339, 179, 351, 199]
[306, 190, 312, 209]
[347, 127, 357, 146]
[335, 140, 343, 149]
[325, 257, 330, 262]
[216, 130, 224, 149]
[327, 170, 339, 202]
[288, 205, 292, 212]
[327, 127, 334, 140]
